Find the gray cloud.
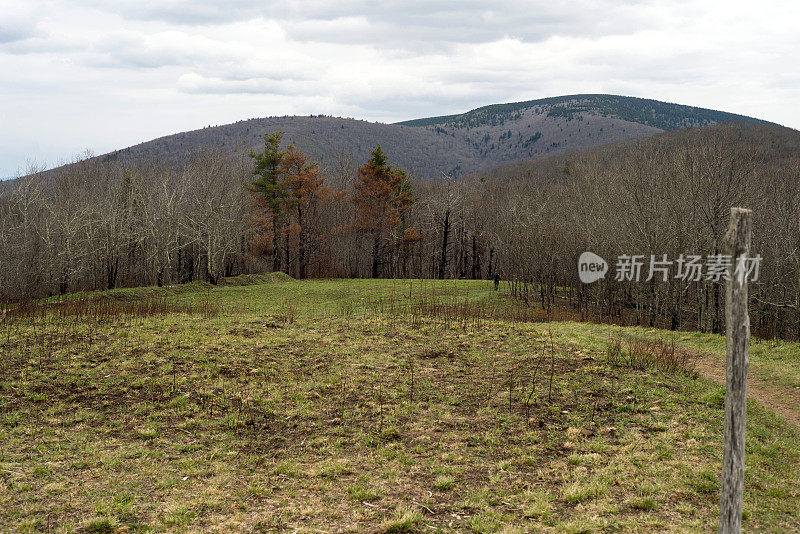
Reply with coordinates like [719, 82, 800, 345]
[76, 0, 268, 25]
[177, 72, 313, 96]
[0, 5, 39, 44]
[36, 0, 659, 48]
[0, 25, 34, 44]
[281, 1, 651, 49]
[85, 30, 243, 69]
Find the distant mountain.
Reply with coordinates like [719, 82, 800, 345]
[97, 116, 480, 179]
[38, 94, 777, 181]
[394, 94, 774, 174]
[397, 94, 771, 130]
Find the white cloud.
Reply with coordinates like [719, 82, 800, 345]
[0, 0, 798, 175]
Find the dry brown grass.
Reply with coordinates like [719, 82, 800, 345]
[605, 334, 699, 377]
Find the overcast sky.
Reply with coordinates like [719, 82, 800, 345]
[1, 0, 798, 177]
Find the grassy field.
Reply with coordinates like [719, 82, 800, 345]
[1, 277, 798, 532]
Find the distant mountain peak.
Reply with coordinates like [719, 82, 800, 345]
[397, 94, 773, 131]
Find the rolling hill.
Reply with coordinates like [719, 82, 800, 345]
[47, 94, 778, 181]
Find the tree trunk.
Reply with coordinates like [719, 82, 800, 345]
[438, 210, 450, 279]
[371, 234, 380, 279]
[471, 234, 480, 279]
[297, 206, 306, 279]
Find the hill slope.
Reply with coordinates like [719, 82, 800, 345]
[100, 116, 478, 179]
[463, 120, 799, 185]
[395, 94, 775, 173]
[57, 95, 777, 180]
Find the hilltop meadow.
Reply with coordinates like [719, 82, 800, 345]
[1, 276, 798, 532]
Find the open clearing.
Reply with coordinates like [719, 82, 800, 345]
[1, 278, 798, 532]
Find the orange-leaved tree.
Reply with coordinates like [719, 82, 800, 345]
[353, 146, 415, 278]
[281, 145, 326, 278]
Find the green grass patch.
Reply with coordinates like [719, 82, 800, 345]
[0, 278, 797, 531]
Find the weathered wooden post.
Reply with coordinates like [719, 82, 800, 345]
[718, 207, 752, 534]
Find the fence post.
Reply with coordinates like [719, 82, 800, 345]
[718, 207, 752, 534]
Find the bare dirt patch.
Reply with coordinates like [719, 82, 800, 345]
[692, 351, 800, 431]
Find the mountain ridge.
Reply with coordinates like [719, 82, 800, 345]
[395, 93, 775, 130]
[24, 94, 779, 182]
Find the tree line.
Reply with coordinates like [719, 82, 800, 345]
[2, 122, 800, 340]
[0, 136, 444, 300]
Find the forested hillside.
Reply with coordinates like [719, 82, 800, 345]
[464, 122, 800, 339]
[394, 94, 774, 171]
[98, 116, 477, 180]
[398, 94, 772, 130]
